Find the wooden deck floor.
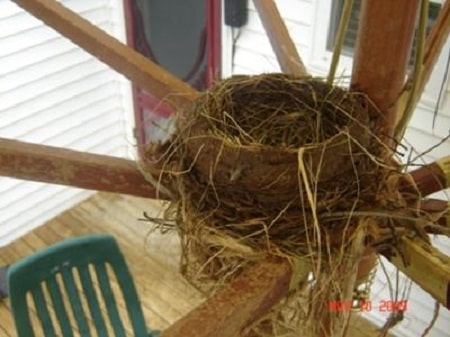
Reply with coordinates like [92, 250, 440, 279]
[0, 193, 389, 337]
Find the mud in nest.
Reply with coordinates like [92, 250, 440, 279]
[142, 73, 428, 336]
[179, 73, 371, 205]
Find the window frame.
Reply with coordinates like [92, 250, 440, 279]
[309, 0, 446, 90]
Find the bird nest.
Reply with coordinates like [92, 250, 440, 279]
[142, 73, 424, 336]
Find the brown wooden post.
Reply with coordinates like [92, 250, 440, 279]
[350, 0, 421, 270]
[253, 0, 307, 76]
[351, 0, 421, 135]
[348, 3, 421, 331]
[350, 2, 450, 313]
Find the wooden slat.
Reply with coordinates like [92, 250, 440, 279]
[252, 0, 307, 76]
[0, 138, 159, 198]
[383, 236, 450, 310]
[350, 0, 420, 135]
[160, 258, 292, 337]
[11, 0, 199, 110]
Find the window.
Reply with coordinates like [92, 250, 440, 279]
[326, 0, 362, 57]
[326, 0, 442, 65]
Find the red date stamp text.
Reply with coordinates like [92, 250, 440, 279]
[328, 300, 408, 312]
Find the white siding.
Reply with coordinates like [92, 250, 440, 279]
[0, 0, 133, 245]
[229, 1, 450, 336]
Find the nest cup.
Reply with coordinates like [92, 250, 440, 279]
[181, 74, 371, 205]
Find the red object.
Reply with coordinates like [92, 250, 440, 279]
[206, 0, 222, 87]
[123, 0, 221, 155]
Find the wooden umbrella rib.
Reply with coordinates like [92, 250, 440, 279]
[160, 258, 292, 337]
[0, 138, 161, 199]
[403, 156, 449, 196]
[421, 199, 449, 233]
[252, 0, 307, 76]
[384, 235, 450, 310]
[11, 0, 199, 110]
[386, 199, 449, 307]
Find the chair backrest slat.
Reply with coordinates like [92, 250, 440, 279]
[10, 296, 35, 337]
[61, 268, 92, 336]
[78, 265, 109, 337]
[31, 285, 57, 337]
[46, 275, 74, 337]
[8, 234, 154, 337]
[95, 263, 126, 337]
[115, 268, 149, 335]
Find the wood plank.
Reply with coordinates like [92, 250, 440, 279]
[0, 303, 14, 337]
[160, 258, 292, 337]
[11, 0, 199, 110]
[252, 0, 307, 76]
[0, 138, 161, 199]
[350, 0, 420, 135]
[383, 236, 450, 310]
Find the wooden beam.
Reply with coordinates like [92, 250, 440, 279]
[350, 0, 420, 134]
[160, 258, 292, 337]
[253, 0, 307, 76]
[11, 0, 198, 110]
[158, 247, 384, 337]
[0, 138, 160, 199]
[402, 156, 449, 196]
[383, 236, 450, 310]
[421, 199, 449, 233]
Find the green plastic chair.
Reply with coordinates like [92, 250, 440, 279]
[7, 234, 160, 337]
